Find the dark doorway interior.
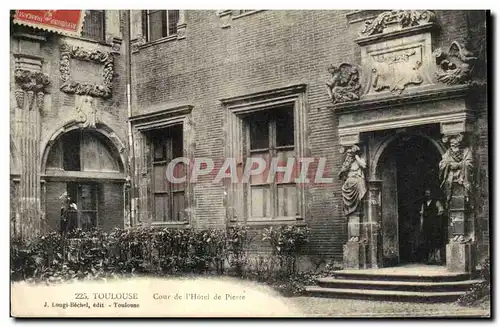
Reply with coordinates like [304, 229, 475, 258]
[393, 135, 444, 264]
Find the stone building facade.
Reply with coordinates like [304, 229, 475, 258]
[10, 10, 489, 273]
[10, 10, 130, 239]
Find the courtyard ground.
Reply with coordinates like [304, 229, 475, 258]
[284, 296, 491, 318]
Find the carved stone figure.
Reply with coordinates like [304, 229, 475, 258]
[371, 50, 423, 95]
[59, 42, 114, 99]
[75, 95, 100, 128]
[360, 10, 436, 37]
[434, 42, 477, 85]
[338, 145, 367, 216]
[326, 63, 361, 104]
[439, 133, 473, 205]
[13, 69, 50, 110]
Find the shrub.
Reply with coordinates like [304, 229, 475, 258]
[226, 224, 253, 276]
[262, 225, 311, 276]
[11, 224, 316, 298]
[456, 258, 491, 307]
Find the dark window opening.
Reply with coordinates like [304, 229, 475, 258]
[61, 182, 99, 233]
[62, 131, 81, 171]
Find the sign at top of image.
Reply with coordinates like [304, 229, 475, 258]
[13, 10, 85, 37]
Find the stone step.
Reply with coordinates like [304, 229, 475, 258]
[316, 277, 483, 292]
[330, 270, 471, 282]
[304, 286, 466, 303]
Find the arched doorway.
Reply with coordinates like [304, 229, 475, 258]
[42, 125, 127, 233]
[377, 133, 445, 266]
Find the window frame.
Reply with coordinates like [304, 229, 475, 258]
[243, 107, 299, 221]
[129, 105, 194, 227]
[143, 10, 180, 42]
[221, 84, 308, 226]
[81, 10, 106, 42]
[150, 125, 186, 223]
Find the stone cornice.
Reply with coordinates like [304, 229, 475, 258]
[330, 84, 475, 114]
[129, 104, 194, 131]
[220, 84, 307, 112]
[355, 23, 438, 46]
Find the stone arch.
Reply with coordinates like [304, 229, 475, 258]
[41, 121, 128, 175]
[371, 131, 445, 181]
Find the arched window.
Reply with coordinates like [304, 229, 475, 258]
[43, 129, 126, 234]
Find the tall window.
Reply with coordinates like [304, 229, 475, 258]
[244, 106, 298, 220]
[82, 10, 105, 41]
[143, 10, 180, 42]
[150, 125, 185, 222]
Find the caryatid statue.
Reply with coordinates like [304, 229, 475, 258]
[338, 145, 367, 216]
[439, 133, 473, 205]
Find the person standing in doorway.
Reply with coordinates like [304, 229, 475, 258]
[418, 188, 445, 264]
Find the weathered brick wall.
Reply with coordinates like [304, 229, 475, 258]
[131, 10, 488, 263]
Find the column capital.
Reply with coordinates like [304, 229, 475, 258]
[339, 133, 360, 147]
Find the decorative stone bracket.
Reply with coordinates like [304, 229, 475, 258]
[14, 69, 50, 111]
[59, 42, 114, 99]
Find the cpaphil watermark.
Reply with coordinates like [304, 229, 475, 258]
[163, 157, 337, 187]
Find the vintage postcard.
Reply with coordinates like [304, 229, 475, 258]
[9, 9, 491, 318]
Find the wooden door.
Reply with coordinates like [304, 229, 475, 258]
[380, 151, 399, 266]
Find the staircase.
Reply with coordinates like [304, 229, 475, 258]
[305, 265, 482, 303]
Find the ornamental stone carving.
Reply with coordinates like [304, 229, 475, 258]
[326, 63, 361, 104]
[75, 95, 101, 129]
[359, 10, 436, 37]
[14, 69, 50, 110]
[434, 42, 477, 85]
[338, 144, 367, 217]
[59, 42, 114, 99]
[371, 49, 424, 95]
[439, 133, 473, 206]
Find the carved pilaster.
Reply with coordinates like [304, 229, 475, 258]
[340, 144, 369, 269]
[439, 131, 475, 272]
[12, 41, 48, 239]
[367, 180, 382, 268]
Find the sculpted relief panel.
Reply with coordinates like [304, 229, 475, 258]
[369, 46, 425, 95]
[59, 42, 115, 99]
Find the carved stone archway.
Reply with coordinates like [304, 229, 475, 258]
[40, 121, 128, 175]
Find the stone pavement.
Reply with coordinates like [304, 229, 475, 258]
[284, 296, 490, 317]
